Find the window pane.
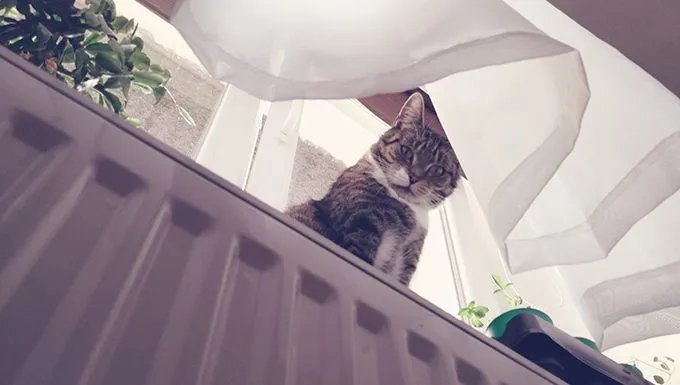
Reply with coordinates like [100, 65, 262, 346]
[110, 0, 227, 157]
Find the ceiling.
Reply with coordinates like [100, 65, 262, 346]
[549, 0, 680, 99]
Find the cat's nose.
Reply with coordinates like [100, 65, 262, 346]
[410, 167, 425, 179]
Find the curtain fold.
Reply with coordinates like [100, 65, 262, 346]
[168, 0, 584, 101]
[429, 0, 680, 350]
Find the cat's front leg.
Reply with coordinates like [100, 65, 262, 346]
[398, 237, 425, 286]
[337, 212, 383, 265]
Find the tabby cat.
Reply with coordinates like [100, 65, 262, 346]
[286, 92, 461, 285]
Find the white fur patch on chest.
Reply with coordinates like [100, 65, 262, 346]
[374, 229, 399, 272]
[366, 154, 429, 230]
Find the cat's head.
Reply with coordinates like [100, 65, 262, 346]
[371, 92, 461, 208]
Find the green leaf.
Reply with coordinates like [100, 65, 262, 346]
[120, 77, 131, 99]
[74, 49, 90, 84]
[104, 91, 122, 113]
[94, 53, 123, 74]
[130, 36, 143, 50]
[96, 87, 123, 113]
[152, 86, 166, 104]
[60, 42, 75, 64]
[89, 0, 116, 21]
[653, 375, 664, 384]
[125, 116, 141, 127]
[101, 75, 132, 93]
[120, 43, 136, 57]
[130, 50, 150, 71]
[34, 22, 52, 47]
[102, 0, 117, 23]
[133, 82, 153, 94]
[133, 70, 167, 88]
[89, 0, 105, 14]
[149, 64, 171, 81]
[107, 39, 126, 64]
[83, 11, 102, 28]
[111, 16, 135, 34]
[102, 75, 121, 89]
[492, 274, 506, 289]
[0, 24, 23, 45]
[85, 42, 113, 54]
[83, 32, 105, 46]
[110, 16, 128, 32]
[83, 12, 114, 36]
[130, 22, 138, 37]
[471, 318, 484, 328]
[472, 306, 489, 318]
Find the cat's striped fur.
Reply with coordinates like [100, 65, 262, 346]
[286, 93, 461, 286]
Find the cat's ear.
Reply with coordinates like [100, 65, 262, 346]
[393, 92, 425, 129]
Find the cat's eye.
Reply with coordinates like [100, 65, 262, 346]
[428, 166, 445, 177]
[400, 146, 413, 163]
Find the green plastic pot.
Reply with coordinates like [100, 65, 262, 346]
[621, 363, 644, 378]
[575, 337, 599, 351]
[486, 308, 553, 339]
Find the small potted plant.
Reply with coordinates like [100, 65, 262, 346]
[485, 274, 553, 339]
[457, 274, 553, 339]
[457, 273, 598, 349]
[622, 355, 675, 384]
[483, 275, 598, 348]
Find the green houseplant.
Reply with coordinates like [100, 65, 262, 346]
[459, 274, 600, 347]
[458, 273, 553, 339]
[0, 0, 194, 127]
[484, 273, 553, 339]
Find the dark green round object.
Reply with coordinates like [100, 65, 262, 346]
[486, 308, 553, 339]
[575, 337, 599, 351]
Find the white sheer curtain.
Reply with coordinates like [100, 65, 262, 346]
[169, 0, 680, 349]
[428, 0, 680, 350]
[170, 0, 584, 101]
